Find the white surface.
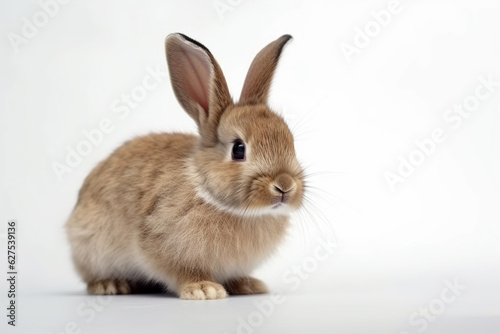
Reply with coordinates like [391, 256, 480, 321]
[10, 289, 500, 334]
[1, 0, 500, 333]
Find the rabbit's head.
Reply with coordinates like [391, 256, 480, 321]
[166, 33, 303, 217]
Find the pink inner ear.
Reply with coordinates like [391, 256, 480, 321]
[179, 46, 211, 116]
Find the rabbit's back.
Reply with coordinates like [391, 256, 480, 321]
[77, 133, 197, 216]
[66, 133, 197, 282]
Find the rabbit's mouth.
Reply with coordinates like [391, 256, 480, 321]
[195, 183, 297, 218]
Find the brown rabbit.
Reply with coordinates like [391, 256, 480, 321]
[66, 33, 304, 299]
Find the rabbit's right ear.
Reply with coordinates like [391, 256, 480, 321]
[165, 33, 232, 145]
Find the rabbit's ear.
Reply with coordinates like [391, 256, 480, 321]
[239, 35, 292, 105]
[165, 33, 232, 144]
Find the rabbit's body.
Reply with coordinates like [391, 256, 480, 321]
[67, 34, 303, 299]
[67, 132, 288, 291]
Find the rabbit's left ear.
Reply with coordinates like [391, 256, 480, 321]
[239, 35, 292, 105]
[165, 33, 232, 145]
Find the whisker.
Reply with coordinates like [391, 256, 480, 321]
[302, 195, 337, 240]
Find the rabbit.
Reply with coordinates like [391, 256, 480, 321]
[65, 33, 304, 300]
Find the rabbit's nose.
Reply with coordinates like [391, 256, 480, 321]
[274, 173, 297, 193]
[272, 173, 297, 202]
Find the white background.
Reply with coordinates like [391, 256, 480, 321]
[1, 0, 499, 333]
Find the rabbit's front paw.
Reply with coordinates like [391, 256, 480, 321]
[179, 281, 227, 300]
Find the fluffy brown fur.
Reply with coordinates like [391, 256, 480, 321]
[66, 33, 304, 299]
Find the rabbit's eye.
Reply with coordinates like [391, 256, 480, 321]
[232, 141, 245, 161]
